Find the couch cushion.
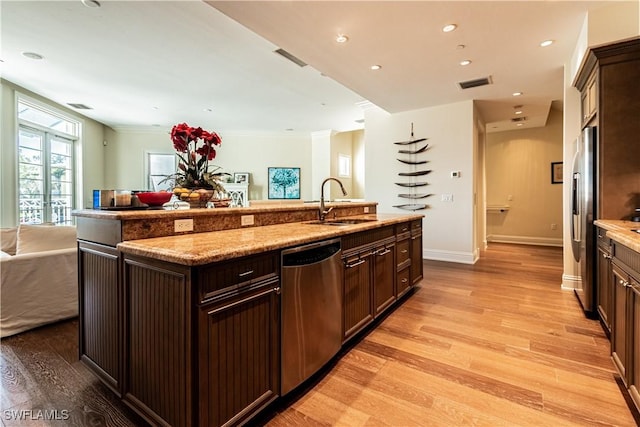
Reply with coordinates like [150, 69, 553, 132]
[16, 224, 77, 255]
[1, 227, 17, 256]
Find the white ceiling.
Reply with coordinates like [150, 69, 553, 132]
[1, 1, 611, 134]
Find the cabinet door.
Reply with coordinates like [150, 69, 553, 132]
[78, 241, 122, 396]
[397, 267, 411, 298]
[343, 252, 373, 342]
[597, 245, 613, 333]
[629, 279, 640, 412]
[612, 264, 630, 385]
[410, 230, 423, 285]
[374, 243, 396, 316]
[199, 283, 280, 427]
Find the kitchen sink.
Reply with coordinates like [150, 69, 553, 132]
[306, 218, 377, 226]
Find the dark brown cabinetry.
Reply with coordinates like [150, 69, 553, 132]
[342, 249, 374, 341]
[610, 242, 640, 412]
[373, 241, 396, 315]
[596, 228, 613, 334]
[574, 38, 640, 221]
[410, 220, 424, 285]
[396, 223, 412, 298]
[78, 241, 122, 396]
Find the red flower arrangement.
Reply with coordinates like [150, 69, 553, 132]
[166, 123, 228, 190]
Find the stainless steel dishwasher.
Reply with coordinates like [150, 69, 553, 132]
[281, 238, 342, 395]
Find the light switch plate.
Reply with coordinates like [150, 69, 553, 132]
[441, 194, 454, 202]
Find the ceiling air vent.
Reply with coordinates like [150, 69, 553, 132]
[511, 116, 527, 122]
[458, 76, 492, 90]
[274, 48, 307, 67]
[67, 103, 92, 109]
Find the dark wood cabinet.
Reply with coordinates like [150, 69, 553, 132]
[597, 228, 613, 334]
[373, 242, 396, 315]
[574, 38, 640, 221]
[343, 250, 373, 342]
[610, 241, 640, 413]
[410, 220, 423, 285]
[396, 228, 412, 298]
[78, 241, 122, 396]
[612, 262, 629, 383]
[199, 281, 280, 427]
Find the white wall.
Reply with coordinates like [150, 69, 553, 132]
[364, 101, 477, 263]
[486, 107, 564, 246]
[1, 80, 106, 223]
[104, 128, 312, 201]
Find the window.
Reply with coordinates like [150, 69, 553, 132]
[17, 99, 78, 225]
[147, 152, 176, 191]
[338, 154, 351, 178]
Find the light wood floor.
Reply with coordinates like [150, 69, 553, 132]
[0, 244, 637, 426]
[264, 244, 638, 426]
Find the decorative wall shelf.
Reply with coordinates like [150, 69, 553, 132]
[393, 123, 432, 211]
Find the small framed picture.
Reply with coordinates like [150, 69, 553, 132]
[551, 162, 563, 184]
[234, 172, 249, 184]
[268, 167, 300, 199]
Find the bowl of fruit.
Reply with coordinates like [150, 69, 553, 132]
[136, 191, 173, 207]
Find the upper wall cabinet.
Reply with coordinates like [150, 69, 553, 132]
[573, 38, 640, 221]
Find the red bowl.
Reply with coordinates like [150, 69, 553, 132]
[136, 191, 173, 206]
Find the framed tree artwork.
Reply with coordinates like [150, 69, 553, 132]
[268, 167, 300, 199]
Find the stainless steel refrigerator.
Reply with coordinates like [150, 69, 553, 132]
[571, 126, 598, 317]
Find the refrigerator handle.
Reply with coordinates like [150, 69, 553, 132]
[571, 172, 581, 243]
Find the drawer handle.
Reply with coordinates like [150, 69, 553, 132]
[411, 235, 419, 240]
[602, 253, 611, 260]
[401, 249, 408, 254]
[401, 278, 408, 284]
[207, 287, 279, 315]
[346, 259, 366, 268]
[238, 270, 254, 278]
[620, 279, 630, 287]
[376, 249, 391, 256]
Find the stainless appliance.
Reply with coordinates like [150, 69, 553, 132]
[280, 238, 342, 395]
[571, 126, 598, 317]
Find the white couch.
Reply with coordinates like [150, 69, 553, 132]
[0, 224, 78, 338]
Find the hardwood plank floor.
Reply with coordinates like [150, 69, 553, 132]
[264, 244, 638, 427]
[0, 244, 636, 426]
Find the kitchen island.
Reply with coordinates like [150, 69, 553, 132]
[73, 203, 424, 427]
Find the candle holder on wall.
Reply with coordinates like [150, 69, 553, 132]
[393, 123, 432, 211]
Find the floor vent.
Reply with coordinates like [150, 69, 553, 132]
[67, 103, 92, 109]
[274, 48, 307, 67]
[458, 76, 492, 90]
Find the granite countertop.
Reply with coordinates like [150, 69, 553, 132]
[117, 213, 422, 266]
[594, 220, 640, 253]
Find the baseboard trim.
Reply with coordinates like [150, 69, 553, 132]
[562, 273, 580, 291]
[423, 249, 477, 264]
[487, 234, 563, 247]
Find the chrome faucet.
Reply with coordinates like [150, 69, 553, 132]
[319, 177, 347, 221]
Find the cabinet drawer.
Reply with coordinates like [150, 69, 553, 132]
[597, 228, 611, 249]
[396, 238, 410, 267]
[198, 252, 279, 302]
[397, 267, 411, 298]
[396, 222, 411, 235]
[411, 219, 422, 231]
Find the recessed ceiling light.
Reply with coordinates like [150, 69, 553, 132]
[22, 51, 44, 60]
[370, 64, 382, 71]
[515, 110, 523, 115]
[336, 34, 349, 43]
[459, 60, 471, 66]
[516, 123, 524, 127]
[442, 24, 457, 33]
[540, 39, 554, 47]
[81, 0, 101, 7]
[512, 92, 523, 97]
[203, 108, 213, 112]
[457, 44, 466, 50]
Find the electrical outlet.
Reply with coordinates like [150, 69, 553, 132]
[241, 215, 254, 226]
[441, 193, 454, 202]
[363, 206, 369, 213]
[551, 223, 557, 230]
[174, 219, 193, 233]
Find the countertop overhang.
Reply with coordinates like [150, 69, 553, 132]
[594, 220, 640, 252]
[117, 213, 423, 266]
